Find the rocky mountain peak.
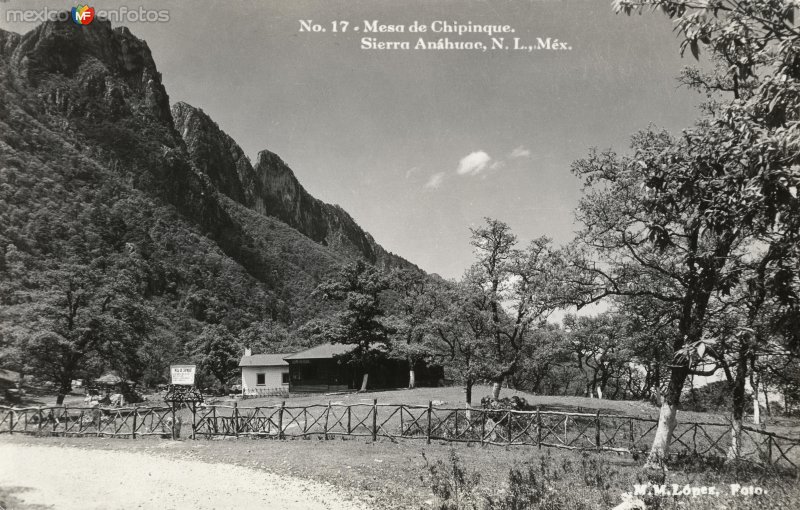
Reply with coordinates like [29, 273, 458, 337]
[172, 101, 255, 204]
[172, 102, 418, 271]
[8, 16, 170, 124]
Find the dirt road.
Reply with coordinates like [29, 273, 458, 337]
[0, 443, 367, 510]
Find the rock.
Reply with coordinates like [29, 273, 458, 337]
[611, 493, 646, 510]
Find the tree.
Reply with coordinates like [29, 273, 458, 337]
[464, 219, 563, 399]
[310, 260, 392, 391]
[564, 314, 632, 400]
[508, 323, 566, 395]
[385, 269, 440, 388]
[238, 319, 298, 354]
[614, 296, 675, 402]
[3, 234, 159, 402]
[425, 278, 487, 407]
[189, 324, 241, 390]
[567, 126, 754, 467]
[701, 237, 800, 459]
[607, 0, 800, 468]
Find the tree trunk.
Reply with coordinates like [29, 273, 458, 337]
[645, 367, 687, 468]
[727, 350, 748, 461]
[752, 393, 760, 426]
[751, 374, 760, 425]
[728, 418, 743, 461]
[645, 400, 679, 468]
[359, 373, 369, 392]
[491, 379, 502, 400]
[596, 386, 603, 400]
[56, 378, 72, 405]
[408, 369, 416, 389]
[465, 379, 473, 407]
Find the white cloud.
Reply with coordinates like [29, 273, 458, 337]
[456, 151, 492, 176]
[424, 172, 446, 189]
[509, 146, 532, 159]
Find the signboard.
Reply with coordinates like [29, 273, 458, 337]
[170, 365, 196, 386]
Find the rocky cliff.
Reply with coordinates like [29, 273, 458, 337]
[171, 102, 415, 271]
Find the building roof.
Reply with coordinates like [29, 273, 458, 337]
[95, 371, 132, 386]
[239, 353, 292, 367]
[283, 343, 356, 360]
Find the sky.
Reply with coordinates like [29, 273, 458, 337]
[1, 0, 705, 279]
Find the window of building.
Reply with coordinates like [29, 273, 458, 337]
[256, 373, 265, 386]
[281, 372, 289, 384]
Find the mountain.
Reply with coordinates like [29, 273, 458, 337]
[171, 102, 414, 270]
[0, 17, 418, 387]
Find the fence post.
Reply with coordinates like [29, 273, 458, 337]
[507, 410, 513, 446]
[347, 405, 352, 435]
[324, 401, 331, 440]
[9, 408, 13, 435]
[767, 435, 773, 465]
[191, 402, 197, 440]
[426, 401, 432, 445]
[372, 399, 378, 442]
[212, 406, 218, 435]
[480, 409, 486, 446]
[61, 404, 67, 435]
[537, 407, 541, 449]
[233, 402, 239, 439]
[629, 418, 634, 452]
[171, 404, 177, 440]
[303, 407, 308, 435]
[37, 407, 42, 436]
[400, 405, 405, 436]
[595, 410, 601, 451]
[278, 401, 285, 440]
[453, 407, 458, 438]
[132, 407, 138, 440]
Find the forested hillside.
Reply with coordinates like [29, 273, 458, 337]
[0, 18, 415, 396]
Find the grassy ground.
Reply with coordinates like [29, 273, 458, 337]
[0, 432, 797, 509]
[3, 386, 799, 509]
[220, 385, 800, 438]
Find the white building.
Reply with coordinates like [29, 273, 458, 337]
[239, 350, 293, 396]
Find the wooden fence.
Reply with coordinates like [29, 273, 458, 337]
[1, 402, 797, 472]
[240, 388, 289, 399]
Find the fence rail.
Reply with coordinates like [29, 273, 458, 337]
[1, 402, 797, 471]
[240, 387, 290, 399]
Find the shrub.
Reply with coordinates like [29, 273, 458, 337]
[423, 450, 483, 510]
[486, 453, 591, 510]
[480, 395, 531, 411]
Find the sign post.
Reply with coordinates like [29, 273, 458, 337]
[163, 364, 203, 440]
[170, 365, 196, 386]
